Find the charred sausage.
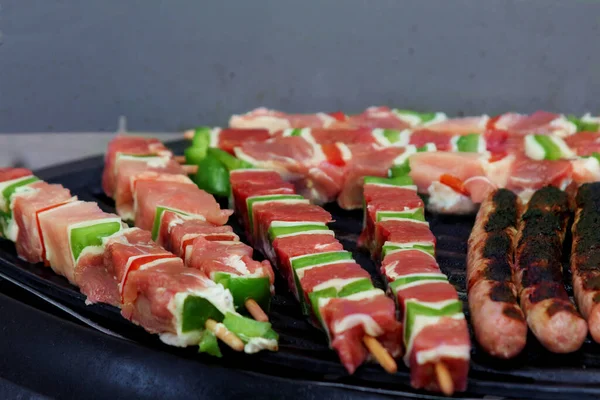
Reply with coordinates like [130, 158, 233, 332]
[571, 182, 600, 343]
[467, 189, 527, 358]
[515, 186, 587, 353]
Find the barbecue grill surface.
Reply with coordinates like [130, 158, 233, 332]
[1, 139, 599, 400]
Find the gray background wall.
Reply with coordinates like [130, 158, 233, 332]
[0, 0, 599, 134]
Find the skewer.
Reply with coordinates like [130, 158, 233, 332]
[245, 299, 269, 322]
[435, 362, 454, 396]
[183, 129, 195, 140]
[181, 164, 198, 174]
[174, 157, 272, 324]
[362, 335, 398, 374]
[205, 319, 245, 351]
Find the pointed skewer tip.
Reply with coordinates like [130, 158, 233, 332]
[183, 129, 195, 140]
[245, 299, 269, 322]
[205, 319, 245, 352]
[362, 335, 397, 374]
[435, 362, 454, 396]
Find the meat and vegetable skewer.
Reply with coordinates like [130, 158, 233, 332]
[7, 110, 600, 396]
[467, 189, 527, 358]
[515, 186, 587, 353]
[0, 168, 278, 356]
[102, 136, 274, 321]
[359, 175, 471, 395]
[229, 168, 403, 374]
[180, 112, 600, 218]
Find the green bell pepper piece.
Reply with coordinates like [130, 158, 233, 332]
[213, 273, 271, 313]
[193, 153, 231, 197]
[207, 148, 254, 171]
[309, 278, 374, 322]
[529, 135, 563, 160]
[382, 129, 404, 144]
[246, 194, 307, 232]
[286, 128, 304, 137]
[151, 206, 188, 241]
[181, 296, 224, 333]
[404, 300, 463, 344]
[184, 146, 207, 165]
[291, 250, 354, 314]
[567, 115, 600, 132]
[382, 243, 435, 258]
[389, 162, 411, 177]
[1, 176, 40, 214]
[191, 127, 212, 149]
[376, 207, 425, 222]
[364, 175, 414, 187]
[268, 222, 329, 242]
[198, 330, 222, 357]
[291, 251, 353, 270]
[456, 133, 481, 153]
[417, 144, 435, 152]
[222, 312, 279, 342]
[338, 278, 374, 297]
[70, 221, 122, 262]
[387, 144, 433, 177]
[388, 273, 448, 294]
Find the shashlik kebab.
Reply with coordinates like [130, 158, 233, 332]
[228, 168, 402, 375]
[101, 135, 274, 322]
[571, 182, 600, 343]
[359, 174, 470, 395]
[0, 168, 278, 356]
[228, 107, 598, 135]
[181, 110, 600, 215]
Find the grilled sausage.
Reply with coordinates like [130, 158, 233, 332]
[467, 189, 527, 358]
[571, 183, 600, 343]
[515, 186, 587, 353]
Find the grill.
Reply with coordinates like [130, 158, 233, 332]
[1, 139, 600, 400]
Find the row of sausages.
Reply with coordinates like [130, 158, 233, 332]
[467, 183, 600, 358]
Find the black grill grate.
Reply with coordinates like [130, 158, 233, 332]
[1, 140, 600, 399]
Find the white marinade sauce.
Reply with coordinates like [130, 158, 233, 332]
[245, 337, 278, 354]
[325, 289, 387, 336]
[164, 282, 235, 347]
[5, 184, 45, 242]
[311, 277, 366, 293]
[549, 115, 577, 137]
[427, 182, 476, 214]
[416, 344, 471, 365]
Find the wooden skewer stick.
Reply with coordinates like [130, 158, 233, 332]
[174, 155, 186, 163]
[205, 319, 245, 352]
[435, 362, 454, 396]
[181, 164, 198, 175]
[245, 299, 269, 322]
[362, 335, 397, 374]
[183, 129, 195, 140]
